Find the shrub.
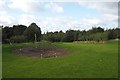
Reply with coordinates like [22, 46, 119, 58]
[10, 35, 26, 43]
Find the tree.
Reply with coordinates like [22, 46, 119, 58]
[45, 32, 54, 42]
[43, 30, 65, 42]
[74, 30, 80, 41]
[107, 29, 117, 40]
[58, 30, 65, 42]
[114, 28, 120, 39]
[24, 23, 41, 42]
[2, 26, 14, 43]
[63, 30, 75, 42]
[88, 27, 104, 34]
[13, 25, 27, 36]
[10, 35, 26, 43]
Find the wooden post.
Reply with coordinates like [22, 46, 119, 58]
[41, 54, 42, 58]
[35, 33, 37, 48]
[55, 53, 57, 58]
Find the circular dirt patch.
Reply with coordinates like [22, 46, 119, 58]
[14, 46, 69, 58]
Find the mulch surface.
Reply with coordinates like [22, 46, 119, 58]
[14, 46, 69, 58]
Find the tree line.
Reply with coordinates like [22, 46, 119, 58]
[2, 23, 41, 43]
[43, 27, 120, 42]
[1, 23, 120, 44]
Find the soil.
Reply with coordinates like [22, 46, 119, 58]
[14, 46, 69, 58]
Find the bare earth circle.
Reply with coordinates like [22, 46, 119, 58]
[14, 46, 69, 58]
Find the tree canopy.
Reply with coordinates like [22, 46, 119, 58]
[24, 23, 41, 42]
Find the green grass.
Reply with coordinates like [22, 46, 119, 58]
[2, 41, 118, 78]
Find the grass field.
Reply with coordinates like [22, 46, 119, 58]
[2, 41, 118, 78]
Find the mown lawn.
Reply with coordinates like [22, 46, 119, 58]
[2, 41, 118, 78]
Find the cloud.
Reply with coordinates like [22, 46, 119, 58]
[46, 2, 64, 13]
[82, 18, 100, 26]
[0, 11, 16, 26]
[78, 2, 118, 17]
[8, 0, 64, 13]
[0, 1, 118, 33]
[79, 2, 118, 15]
[18, 14, 40, 26]
[0, 0, 5, 9]
[50, 0, 119, 2]
[0, 1, 16, 26]
[78, 1, 118, 28]
[8, 0, 45, 13]
[40, 15, 118, 33]
[39, 16, 93, 32]
[38, 16, 75, 32]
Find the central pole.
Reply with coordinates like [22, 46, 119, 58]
[35, 33, 37, 48]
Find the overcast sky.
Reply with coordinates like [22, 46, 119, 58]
[0, 0, 119, 33]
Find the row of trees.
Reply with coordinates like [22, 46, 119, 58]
[1, 23, 120, 44]
[43, 27, 120, 42]
[2, 23, 41, 43]
[77, 27, 120, 41]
